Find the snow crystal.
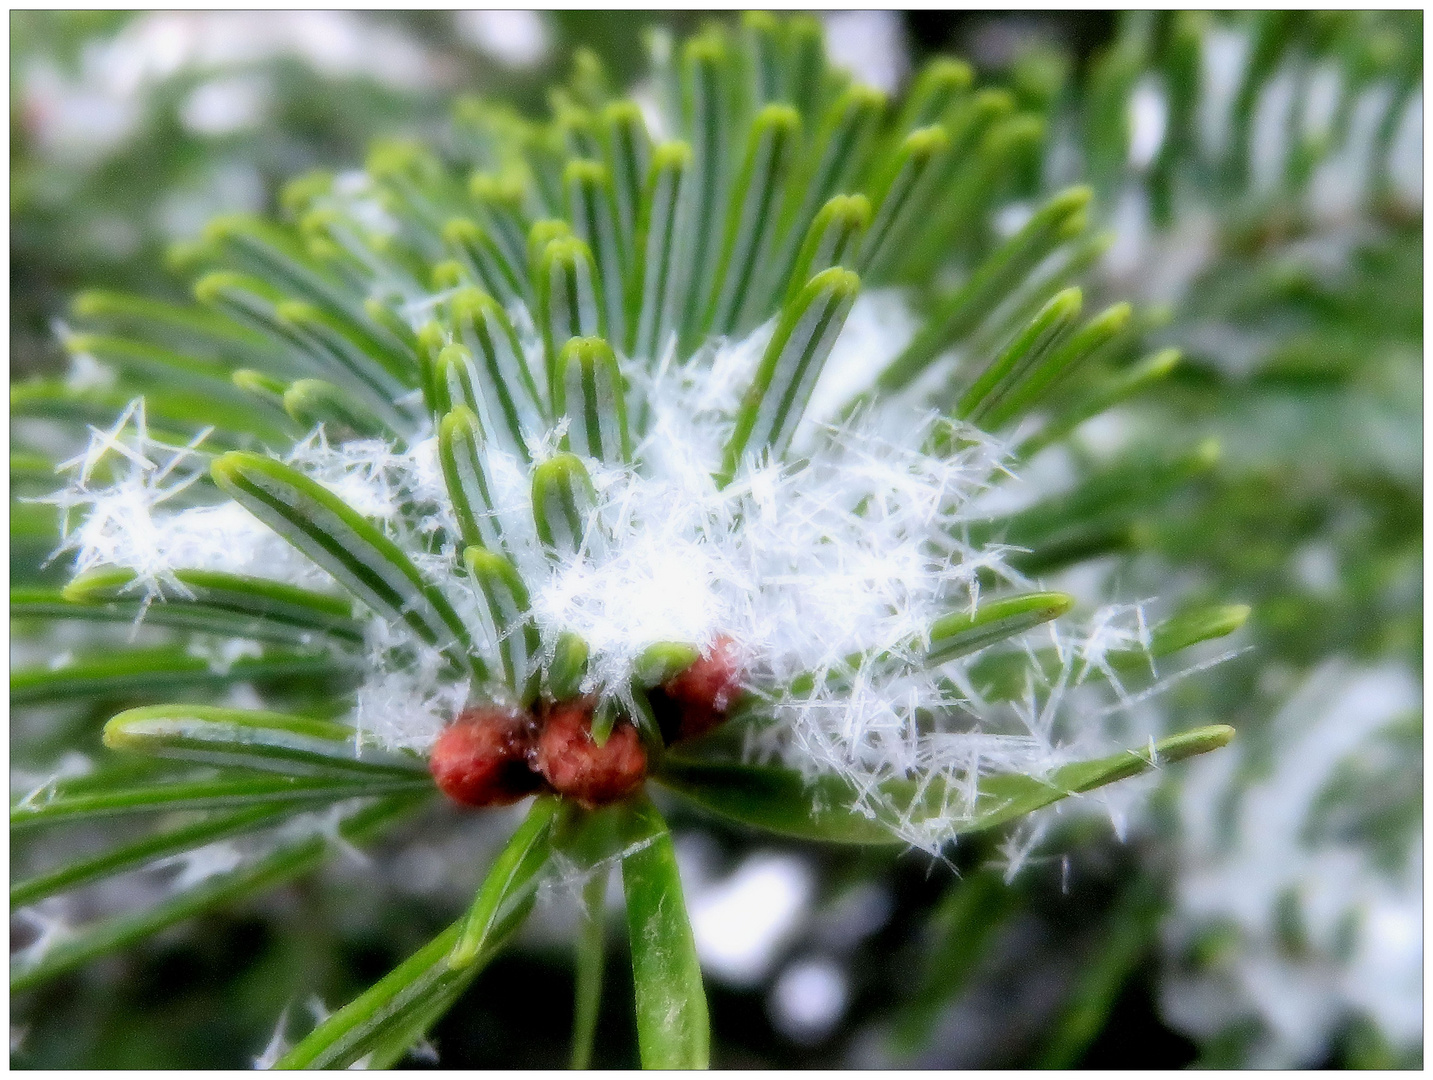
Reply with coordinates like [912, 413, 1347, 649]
[49, 317, 1181, 853]
[253, 1006, 292, 1069]
[154, 840, 246, 889]
[39, 400, 325, 597]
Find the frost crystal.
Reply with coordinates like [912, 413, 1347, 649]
[50, 315, 1177, 853]
[39, 400, 325, 598]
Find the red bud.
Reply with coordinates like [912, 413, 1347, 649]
[534, 700, 647, 807]
[430, 705, 541, 807]
[663, 635, 746, 741]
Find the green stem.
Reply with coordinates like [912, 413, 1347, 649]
[570, 868, 608, 1069]
[621, 796, 710, 1069]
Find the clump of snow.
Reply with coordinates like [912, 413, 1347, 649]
[186, 637, 264, 674]
[12, 752, 94, 810]
[11, 904, 71, 970]
[40, 400, 327, 598]
[48, 311, 1181, 853]
[454, 10, 550, 68]
[351, 663, 470, 753]
[153, 840, 246, 889]
[821, 11, 909, 96]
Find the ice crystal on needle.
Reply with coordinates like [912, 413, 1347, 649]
[46, 316, 1189, 852]
[41, 400, 323, 598]
[14, 15, 1249, 1063]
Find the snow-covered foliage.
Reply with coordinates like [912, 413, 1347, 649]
[43, 287, 1194, 853]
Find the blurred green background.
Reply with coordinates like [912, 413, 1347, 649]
[11, 10, 1421, 1069]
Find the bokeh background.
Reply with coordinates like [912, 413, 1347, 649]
[11, 10, 1422, 1069]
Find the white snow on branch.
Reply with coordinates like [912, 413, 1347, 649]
[47, 311, 1182, 853]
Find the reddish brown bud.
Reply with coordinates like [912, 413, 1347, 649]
[662, 635, 746, 741]
[430, 705, 541, 807]
[534, 700, 647, 807]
